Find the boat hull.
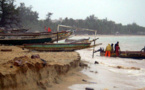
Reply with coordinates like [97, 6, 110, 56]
[23, 43, 91, 51]
[100, 51, 145, 59]
[0, 31, 72, 45]
[0, 38, 52, 45]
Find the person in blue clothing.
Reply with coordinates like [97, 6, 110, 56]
[111, 43, 114, 53]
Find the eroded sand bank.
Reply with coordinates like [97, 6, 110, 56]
[0, 46, 88, 90]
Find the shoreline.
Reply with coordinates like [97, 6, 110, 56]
[74, 34, 145, 37]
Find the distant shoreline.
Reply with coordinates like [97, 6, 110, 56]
[74, 34, 145, 37]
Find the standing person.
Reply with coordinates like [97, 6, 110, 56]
[115, 43, 120, 56]
[114, 41, 119, 52]
[141, 46, 145, 52]
[111, 43, 114, 53]
[105, 44, 111, 57]
[44, 26, 52, 33]
[44, 26, 47, 31]
[48, 27, 51, 32]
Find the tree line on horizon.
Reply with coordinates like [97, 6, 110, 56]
[0, 0, 145, 35]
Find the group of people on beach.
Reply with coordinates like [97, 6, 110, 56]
[105, 41, 120, 57]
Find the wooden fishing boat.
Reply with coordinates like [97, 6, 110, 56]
[65, 38, 99, 43]
[0, 31, 72, 45]
[0, 28, 29, 34]
[100, 50, 145, 59]
[65, 38, 90, 43]
[9, 28, 29, 33]
[23, 42, 102, 51]
[0, 29, 4, 34]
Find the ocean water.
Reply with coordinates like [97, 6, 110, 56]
[68, 35, 145, 90]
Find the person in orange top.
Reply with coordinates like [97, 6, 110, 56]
[105, 44, 111, 57]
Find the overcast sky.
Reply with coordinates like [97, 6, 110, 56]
[15, 0, 145, 27]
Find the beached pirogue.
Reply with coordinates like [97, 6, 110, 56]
[23, 39, 102, 51]
[99, 49, 145, 59]
[0, 31, 72, 45]
[65, 38, 90, 43]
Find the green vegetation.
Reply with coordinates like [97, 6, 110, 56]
[0, 0, 145, 35]
[0, 0, 20, 28]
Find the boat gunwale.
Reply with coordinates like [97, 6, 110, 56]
[0, 31, 70, 36]
[23, 42, 91, 46]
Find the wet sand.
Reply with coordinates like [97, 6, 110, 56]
[48, 68, 89, 90]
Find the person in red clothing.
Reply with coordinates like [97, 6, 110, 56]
[115, 43, 120, 56]
[114, 41, 119, 52]
[47, 27, 51, 32]
[44, 26, 47, 31]
[44, 26, 51, 33]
